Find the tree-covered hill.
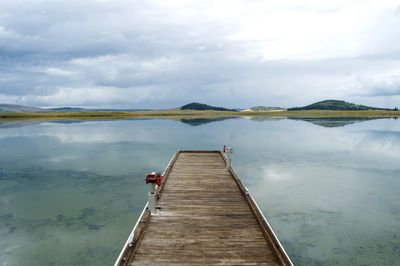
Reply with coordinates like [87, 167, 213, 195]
[180, 102, 235, 111]
[288, 100, 389, 111]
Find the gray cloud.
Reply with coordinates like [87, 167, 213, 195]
[356, 75, 400, 97]
[0, 0, 400, 108]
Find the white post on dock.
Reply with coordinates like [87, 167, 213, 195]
[148, 183, 156, 215]
[223, 146, 233, 169]
[145, 172, 162, 215]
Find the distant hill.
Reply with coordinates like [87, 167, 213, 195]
[49, 107, 87, 112]
[288, 100, 389, 111]
[0, 103, 150, 113]
[49, 107, 149, 112]
[0, 104, 48, 113]
[180, 102, 235, 111]
[247, 106, 285, 112]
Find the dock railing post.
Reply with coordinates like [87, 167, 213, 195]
[145, 172, 161, 215]
[148, 183, 156, 215]
[223, 145, 233, 169]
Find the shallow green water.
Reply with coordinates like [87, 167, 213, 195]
[0, 117, 399, 265]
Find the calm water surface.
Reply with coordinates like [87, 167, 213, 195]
[0, 117, 399, 265]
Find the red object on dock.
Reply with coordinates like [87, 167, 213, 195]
[145, 172, 162, 185]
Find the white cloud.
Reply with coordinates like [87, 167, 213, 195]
[40, 68, 75, 77]
[27, 86, 160, 107]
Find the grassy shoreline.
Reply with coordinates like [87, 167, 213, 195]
[0, 109, 399, 121]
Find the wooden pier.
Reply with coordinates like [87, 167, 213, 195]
[115, 150, 293, 265]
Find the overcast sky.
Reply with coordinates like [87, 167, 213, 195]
[0, 0, 399, 108]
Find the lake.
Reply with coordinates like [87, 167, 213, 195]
[0, 117, 399, 265]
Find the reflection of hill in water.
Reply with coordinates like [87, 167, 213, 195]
[0, 116, 397, 129]
[244, 116, 285, 122]
[180, 117, 236, 126]
[242, 116, 393, 128]
[289, 117, 397, 128]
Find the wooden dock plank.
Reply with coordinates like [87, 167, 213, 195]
[117, 151, 292, 266]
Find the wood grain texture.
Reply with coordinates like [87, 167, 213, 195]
[124, 151, 285, 266]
